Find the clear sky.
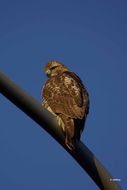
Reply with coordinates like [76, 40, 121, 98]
[0, 0, 127, 189]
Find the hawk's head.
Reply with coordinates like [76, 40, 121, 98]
[44, 61, 68, 77]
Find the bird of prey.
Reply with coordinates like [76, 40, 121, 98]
[42, 61, 89, 150]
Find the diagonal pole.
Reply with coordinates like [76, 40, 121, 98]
[0, 72, 122, 190]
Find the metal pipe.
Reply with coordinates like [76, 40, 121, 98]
[0, 72, 122, 190]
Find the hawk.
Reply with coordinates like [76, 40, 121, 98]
[42, 61, 89, 150]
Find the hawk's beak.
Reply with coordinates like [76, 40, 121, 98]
[45, 69, 51, 77]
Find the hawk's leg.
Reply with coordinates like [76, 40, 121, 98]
[58, 114, 75, 150]
[65, 123, 75, 150]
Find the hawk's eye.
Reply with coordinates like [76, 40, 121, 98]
[50, 66, 57, 70]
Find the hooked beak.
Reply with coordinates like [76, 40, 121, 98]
[45, 69, 51, 77]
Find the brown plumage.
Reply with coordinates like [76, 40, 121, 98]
[42, 61, 89, 150]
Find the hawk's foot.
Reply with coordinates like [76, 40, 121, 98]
[65, 138, 75, 151]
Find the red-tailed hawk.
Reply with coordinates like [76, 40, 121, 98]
[42, 61, 89, 150]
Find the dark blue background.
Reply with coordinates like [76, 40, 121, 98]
[0, 1, 126, 189]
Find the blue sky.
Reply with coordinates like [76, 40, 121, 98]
[0, 0, 127, 189]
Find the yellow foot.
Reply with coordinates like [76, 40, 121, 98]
[65, 140, 75, 151]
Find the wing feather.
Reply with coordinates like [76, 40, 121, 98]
[42, 71, 89, 119]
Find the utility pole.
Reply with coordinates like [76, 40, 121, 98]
[0, 72, 122, 190]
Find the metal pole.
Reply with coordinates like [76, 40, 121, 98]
[0, 72, 122, 190]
